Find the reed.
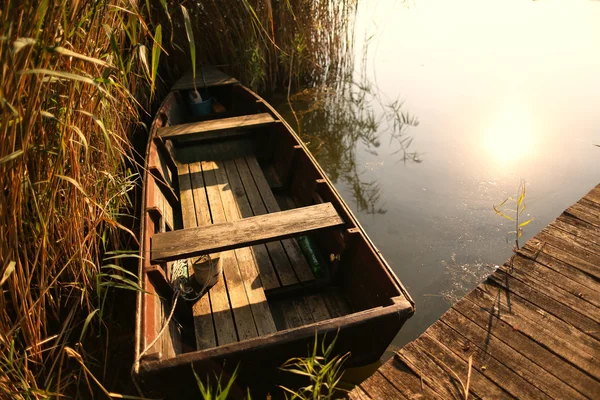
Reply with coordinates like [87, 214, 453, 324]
[0, 0, 158, 397]
[149, 0, 357, 93]
[494, 180, 534, 251]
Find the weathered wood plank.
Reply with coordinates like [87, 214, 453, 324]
[217, 160, 278, 336]
[158, 113, 275, 140]
[209, 161, 260, 341]
[223, 159, 280, 290]
[454, 296, 600, 399]
[151, 202, 344, 263]
[415, 332, 518, 399]
[496, 261, 600, 329]
[280, 300, 303, 329]
[377, 357, 440, 399]
[436, 311, 584, 400]
[172, 66, 238, 90]
[556, 214, 600, 246]
[291, 298, 315, 326]
[523, 232, 600, 280]
[198, 161, 238, 346]
[177, 164, 216, 350]
[245, 156, 315, 282]
[583, 185, 600, 206]
[322, 292, 351, 318]
[234, 157, 299, 286]
[396, 341, 468, 399]
[468, 282, 600, 378]
[545, 223, 600, 257]
[503, 254, 600, 309]
[304, 295, 331, 322]
[359, 370, 407, 400]
[566, 202, 600, 228]
[358, 187, 600, 399]
[491, 267, 600, 335]
[347, 385, 374, 400]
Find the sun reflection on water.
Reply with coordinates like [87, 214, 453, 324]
[483, 109, 537, 164]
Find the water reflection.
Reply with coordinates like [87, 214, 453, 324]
[275, 66, 420, 215]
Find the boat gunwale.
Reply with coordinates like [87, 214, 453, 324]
[137, 299, 412, 376]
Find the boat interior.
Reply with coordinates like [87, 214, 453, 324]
[140, 70, 411, 361]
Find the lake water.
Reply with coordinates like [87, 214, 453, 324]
[274, 0, 600, 362]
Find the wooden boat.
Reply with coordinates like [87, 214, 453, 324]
[133, 67, 414, 397]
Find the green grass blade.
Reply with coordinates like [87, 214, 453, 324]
[150, 24, 162, 96]
[180, 5, 196, 91]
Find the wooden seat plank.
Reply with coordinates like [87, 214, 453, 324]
[158, 113, 275, 141]
[234, 157, 299, 286]
[245, 156, 316, 282]
[214, 159, 277, 336]
[172, 66, 238, 90]
[152, 202, 343, 263]
[223, 159, 280, 290]
[177, 164, 216, 350]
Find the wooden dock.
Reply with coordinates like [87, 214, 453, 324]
[350, 184, 600, 399]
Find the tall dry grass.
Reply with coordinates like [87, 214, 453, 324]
[0, 0, 358, 397]
[151, 0, 356, 93]
[0, 0, 159, 397]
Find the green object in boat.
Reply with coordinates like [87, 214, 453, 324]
[297, 235, 324, 277]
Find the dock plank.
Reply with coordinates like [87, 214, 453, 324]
[359, 371, 406, 400]
[454, 296, 600, 399]
[352, 184, 600, 399]
[489, 267, 600, 333]
[439, 309, 587, 400]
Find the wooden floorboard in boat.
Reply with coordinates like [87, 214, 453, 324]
[271, 291, 348, 331]
[214, 159, 277, 336]
[205, 161, 259, 342]
[234, 157, 299, 286]
[177, 164, 216, 350]
[352, 184, 600, 399]
[223, 159, 280, 291]
[245, 156, 315, 282]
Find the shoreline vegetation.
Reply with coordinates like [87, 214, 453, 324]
[0, 0, 358, 397]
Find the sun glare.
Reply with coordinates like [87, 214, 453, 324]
[483, 109, 536, 164]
